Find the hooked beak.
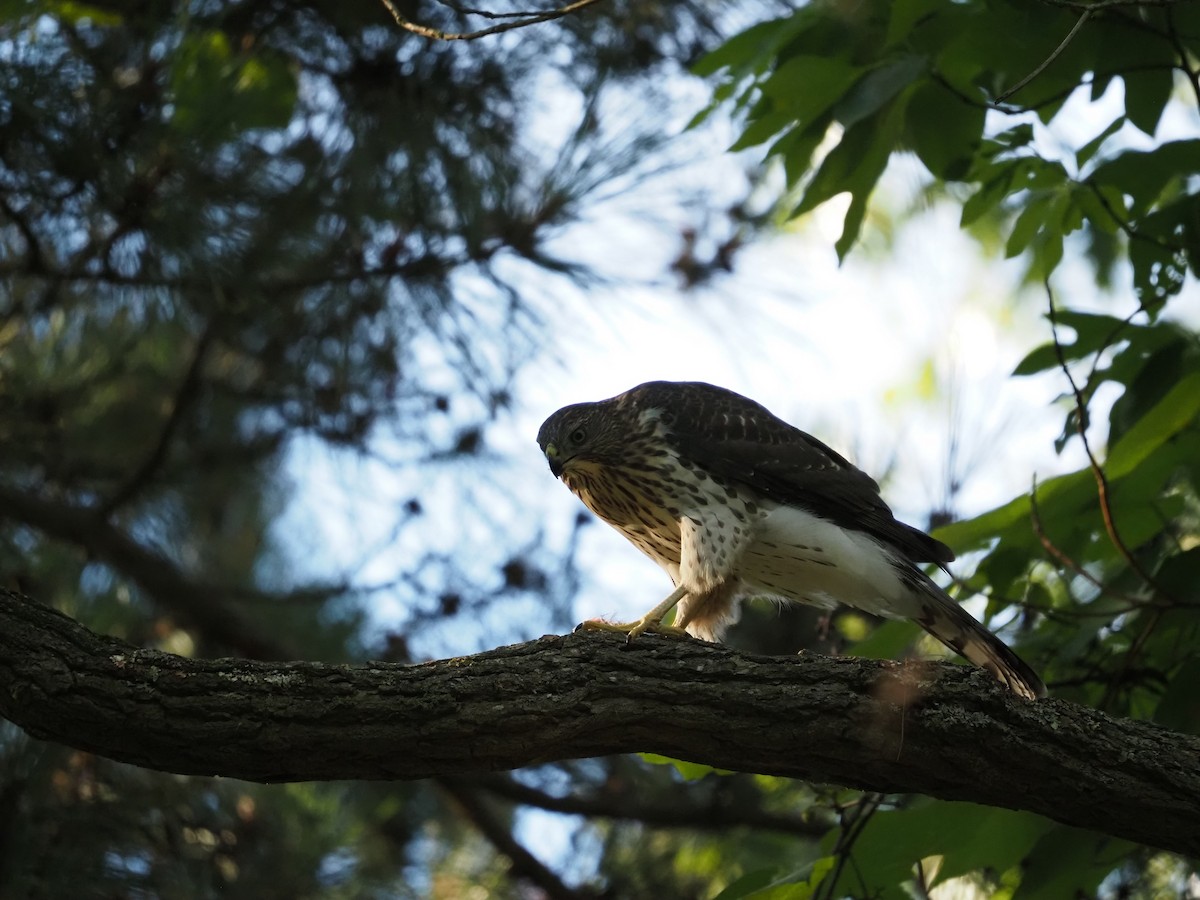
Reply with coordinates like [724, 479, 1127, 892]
[544, 443, 565, 477]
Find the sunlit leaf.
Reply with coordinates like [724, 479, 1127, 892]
[1076, 116, 1126, 169]
[47, 1, 122, 26]
[1017, 828, 1134, 899]
[820, 802, 1051, 898]
[640, 754, 731, 780]
[713, 857, 836, 900]
[1106, 372, 1200, 478]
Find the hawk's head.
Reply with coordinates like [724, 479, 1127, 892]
[537, 400, 630, 478]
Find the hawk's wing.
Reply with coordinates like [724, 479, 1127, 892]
[631, 381, 953, 565]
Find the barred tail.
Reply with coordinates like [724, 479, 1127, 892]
[905, 570, 1046, 700]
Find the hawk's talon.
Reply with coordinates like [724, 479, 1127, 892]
[575, 617, 690, 641]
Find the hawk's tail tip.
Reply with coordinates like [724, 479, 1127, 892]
[960, 632, 1047, 700]
[915, 590, 1047, 701]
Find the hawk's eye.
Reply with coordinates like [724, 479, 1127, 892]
[569, 426, 587, 444]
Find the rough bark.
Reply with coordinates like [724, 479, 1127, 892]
[2, 589, 1198, 857]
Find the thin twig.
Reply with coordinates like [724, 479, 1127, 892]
[1035, 0, 1190, 9]
[0, 194, 50, 274]
[1029, 475, 1108, 594]
[995, 9, 1093, 104]
[98, 320, 218, 517]
[1100, 606, 1166, 710]
[1083, 307, 1146, 401]
[437, 779, 588, 900]
[379, 0, 604, 41]
[933, 63, 1180, 117]
[818, 794, 884, 900]
[1085, 181, 1185, 253]
[465, 773, 830, 836]
[435, 0, 564, 18]
[1165, 3, 1200, 108]
[1044, 282, 1171, 600]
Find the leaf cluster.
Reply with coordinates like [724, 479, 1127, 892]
[695, 0, 1200, 306]
[693, 1, 1200, 896]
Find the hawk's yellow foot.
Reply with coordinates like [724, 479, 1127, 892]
[574, 617, 690, 641]
[576, 585, 691, 641]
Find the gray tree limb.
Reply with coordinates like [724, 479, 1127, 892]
[2, 588, 1197, 857]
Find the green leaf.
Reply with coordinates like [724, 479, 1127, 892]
[849, 619, 920, 661]
[713, 868, 785, 900]
[1123, 66, 1174, 136]
[1155, 656, 1200, 735]
[1051, 310, 1141, 350]
[729, 111, 799, 152]
[885, 0, 945, 47]
[1105, 484, 1185, 551]
[961, 168, 1015, 227]
[979, 545, 1038, 599]
[692, 19, 777, 77]
[1011, 308, 1150, 378]
[907, 80, 985, 181]
[793, 98, 907, 259]
[1075, 115, 1126, 169]
[990, 123, 1035, 151]
[1130, 197, 1197, 307]
[1073, 183, 1125, 236]
[1005, 195, 1051, 258]
[639, 754, 731, 780]
[1016, 828, 1132, 899]
[1131, 235, 1186, 309]
[692, 14, 809, 78]
[834, 55, 926, 129]
[1107, 327, 1195, 440]
[231, 54, 297, 131]
[1013, 343, 1062, 376]
[935, 464, 1096, 555]
[1030, 205, 1066, 279]
[1106, 371, 1200, 478]
[776, 121, 829, 187]
[714, 858, 836, 900]
[170, 31, 297, 140]
[761, 56, 864, 128]
[822, 802, 1051, 898]
[46, 0, 122, 26]
[1090, 141, 1200, 217]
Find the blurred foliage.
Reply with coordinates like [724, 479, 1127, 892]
[689, 0, 1200, 897]
[0, 0, 789, 896]
[694, 0, 1199, 302]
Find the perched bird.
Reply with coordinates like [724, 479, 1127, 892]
[538, 380, 1045, 700]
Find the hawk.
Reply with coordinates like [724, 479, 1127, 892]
[538, 380, 1045, 700]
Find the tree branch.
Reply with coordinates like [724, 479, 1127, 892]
[994, 8, 1093, 105]
[438, 779, 592, 900]
[0, 485, 298, 660]
[98, 319, 218, 517]
[379, 0, 604, 41]
[2, 588, 1198, 857]
[461, 773, 830, 837]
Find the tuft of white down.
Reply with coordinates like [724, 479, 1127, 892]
[676, 501, 921, 642]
